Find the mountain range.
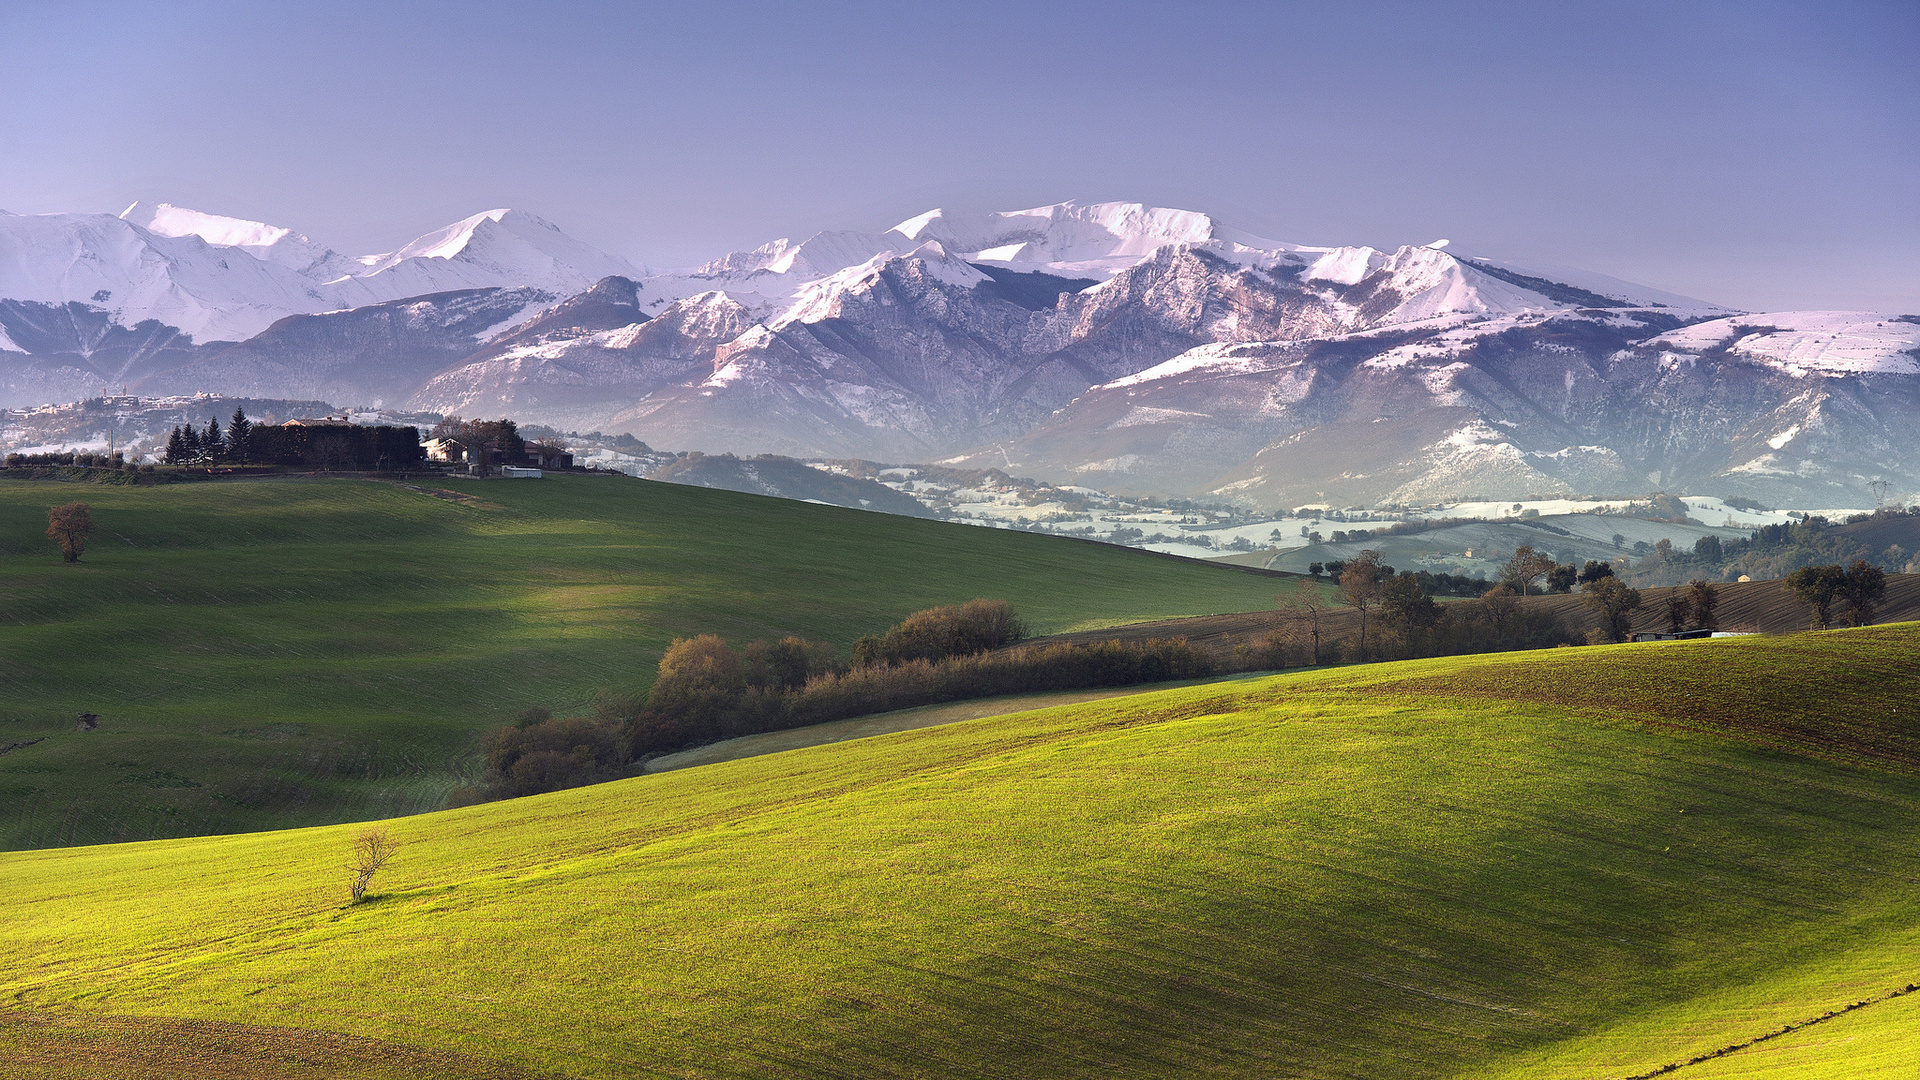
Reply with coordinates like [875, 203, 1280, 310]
[1, 199, 1914, 508]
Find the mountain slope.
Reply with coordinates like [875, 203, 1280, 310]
[138, 287, 558, 405]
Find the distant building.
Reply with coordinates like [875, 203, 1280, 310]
[284, 415, 354, 427]
[422, 437, 464, 462]
[527, 446, 574, 470]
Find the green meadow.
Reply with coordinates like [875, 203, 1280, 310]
[0, 474, 1290, 848]
[1, 626, 1915, 1079]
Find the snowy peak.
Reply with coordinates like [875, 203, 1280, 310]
[771, 240, 988, 328]
[120, 200, 359, 281]
[1356, 244, 1558, 323]
[0, 202, 642, 340]
[692, 230, 901, 281]
[121, 201, 294, 250]
[356, 208, 638, 284]
[891, 200, 1286, 275]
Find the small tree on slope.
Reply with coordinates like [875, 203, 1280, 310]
[347, 826, 399, 903]
[46, 502, 94, 563]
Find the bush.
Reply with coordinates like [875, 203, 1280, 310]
[851, 599, 1025, 666]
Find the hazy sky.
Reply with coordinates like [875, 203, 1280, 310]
[3, 0, 1915, 311]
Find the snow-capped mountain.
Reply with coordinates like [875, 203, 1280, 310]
[0, 203, 638, 344]
[1, 197, 1914, 508]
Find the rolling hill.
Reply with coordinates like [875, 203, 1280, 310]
[0, 626, 1916, 1078]
[0, 472, 1289, 850]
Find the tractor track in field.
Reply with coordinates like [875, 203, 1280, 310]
[1615, 980, 1920, 1078]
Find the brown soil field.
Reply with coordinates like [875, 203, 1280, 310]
[0, 1010, 551, 1080]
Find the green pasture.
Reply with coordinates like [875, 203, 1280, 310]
[1, 626, 1916, 1078]
[0, 474, 1291, 848]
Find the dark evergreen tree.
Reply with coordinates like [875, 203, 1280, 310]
[202, 418, 224, 461]
[164, 426, 187, 465]
[227, 408, 252, 463]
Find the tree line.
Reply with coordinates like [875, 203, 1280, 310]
[449, 600, 1211, 806]
[163, 408, 424, 470]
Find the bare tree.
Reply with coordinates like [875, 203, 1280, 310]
[1480, 583, 1519, 644]
[1500, 545, 1557, 596]
[1279, 577, 1327, 666]
[1339, 550, 1389, 662]
[346, 826, 400, 902]
[46, 502, 94, 562]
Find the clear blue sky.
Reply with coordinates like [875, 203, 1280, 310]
[2, 0, 1915, 311]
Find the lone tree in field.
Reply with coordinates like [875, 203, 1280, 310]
[1582, 576, 1642, 642]
[347, 826, 399, 902]
[46, 502, 94, 562]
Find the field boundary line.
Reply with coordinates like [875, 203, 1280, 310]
[1614, 979, 1920, 1078]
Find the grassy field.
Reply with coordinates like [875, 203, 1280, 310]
[0, 473, 1295, 849]
[1, 625, 1915, 1079]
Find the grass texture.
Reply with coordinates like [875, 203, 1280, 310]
[0, 474, 1290, 848]
[1, 625, 1916, 1079]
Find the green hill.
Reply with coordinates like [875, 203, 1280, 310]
[0, 474, 1287, 849]
[1, 626, 1916, 1079]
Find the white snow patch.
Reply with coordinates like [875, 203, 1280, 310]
[1650, 311, 1920, 376]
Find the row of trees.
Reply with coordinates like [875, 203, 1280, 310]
[163, 409, 252, 464]
[162, 409, 424, 470]
[450, 600, 1208, 805]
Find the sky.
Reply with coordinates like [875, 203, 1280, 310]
[2, 0, 1916, 312]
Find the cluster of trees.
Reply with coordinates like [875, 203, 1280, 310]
[1309, 561, 1492, 597]
[1784, 561, 1888, 629]
[163, 410, 251, 464]
[1269, 551, 1577, 667]
[163, 409, 423, 470]
[450, 600, 1211, 806]
[1622, 509, 1918, 583]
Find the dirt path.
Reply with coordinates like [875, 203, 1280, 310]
[643, 673, 1267, 774]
